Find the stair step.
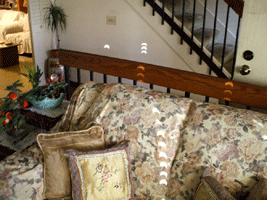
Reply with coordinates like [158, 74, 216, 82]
[207, 43, 234, 72]
[194, 28, 220, 47]
[175, 14, 203, 31]
[163, 0, 192, 15]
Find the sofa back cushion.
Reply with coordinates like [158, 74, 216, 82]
[50, 82, 193, 199]
[167, 101, 267, 199]
[0, 9, 7, 21]
[86, 83, 193, 199]
[0, 10, 25, 24]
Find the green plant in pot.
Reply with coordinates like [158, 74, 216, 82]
[22, 65, 68, 110]
[0, 65, 67, 135]
[44, 0, 67, 52]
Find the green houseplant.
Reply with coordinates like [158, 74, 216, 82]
[44, 0, 67, 51]
[0, 65, 67, 134]
[22, 65, 67, 109]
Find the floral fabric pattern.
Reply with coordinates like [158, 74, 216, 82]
[167, 102, 267, 200]
[54, 82, 193, 199]
[0, 144, 43, 199]
[1, 81, 267, 200]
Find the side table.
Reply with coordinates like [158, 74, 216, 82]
[21, 100, 69, 131]
[0, 100, 69, 160]
[0, 43, 19, 68]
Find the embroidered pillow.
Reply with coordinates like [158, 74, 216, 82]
[37, 125, 105, 199]
[65, 140, 134, 200]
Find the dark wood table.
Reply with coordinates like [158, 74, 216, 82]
[0, 43, 19, 68]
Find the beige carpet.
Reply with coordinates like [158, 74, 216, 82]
[0, 56, 33, 99]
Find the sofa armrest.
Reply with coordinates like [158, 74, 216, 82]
[1, 22, 23, 37]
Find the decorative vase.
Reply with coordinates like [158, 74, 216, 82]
[47, 57, 65, 83]
[29, 93, 65, 110]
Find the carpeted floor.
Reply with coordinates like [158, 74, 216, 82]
[0, 56, 33, 98]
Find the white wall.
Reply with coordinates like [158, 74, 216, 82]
[28, 0, 53, 85]
[234, 0, 267, 86]
[56, 0, 196, 84]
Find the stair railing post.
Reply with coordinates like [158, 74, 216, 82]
[162, 0, 165, 25]
[152, 0, 155, 16]
[180, 0, 186, 44]
[221, 5, 231, 72]
[190, 0, 197, 54]
[77, 68, 81, 85]
[211, 0, 219, 63]
[199, 0, 208, 65]
[171, 0, 175, 34]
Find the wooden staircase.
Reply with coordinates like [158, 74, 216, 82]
[144, 0, 244, 79]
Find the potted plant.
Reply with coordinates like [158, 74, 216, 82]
[44, 0, 67, 56]
[22, 65, 67, 110]
[0, 65, 68, 134]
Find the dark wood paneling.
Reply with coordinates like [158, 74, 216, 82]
[223, 0, 244, 17]
[59, 49, 267, 110]
[17, 0, 27, 13]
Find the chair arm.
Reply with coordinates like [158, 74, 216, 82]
[1, 22, 23, 36]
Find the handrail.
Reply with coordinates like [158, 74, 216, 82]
[223, 0, 244, 17]
[60, 49, 267, 110]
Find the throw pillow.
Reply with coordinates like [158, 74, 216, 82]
[37, 125, 105, 199]
[247, 177, 267, 200]
[194, 170, 236, 200]
[65, 140, 134, 200]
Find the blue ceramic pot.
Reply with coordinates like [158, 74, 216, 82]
[29, 93, 65, 110]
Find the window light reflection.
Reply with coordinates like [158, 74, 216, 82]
[158, 141, 166, 148]
[159, 152, 167, 159]
[153, 107, 160, 114]
[104, 44, 110, 49]
[141, 43, 148, 54]
[160, 162, 168, 168]
[159, 179, 168, 185]
[157, 130, 165, 137]
[160, 171, 168, 177]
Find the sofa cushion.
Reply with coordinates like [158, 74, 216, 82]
[167, 101, 267, 199]
[0, 9, 7, 21]
[0, 10, 25, 25]
[50, 81, 108, 133]
[65, 140, 134, 200]
[37, 125, 105, 199]
[50, 82, 193, 199]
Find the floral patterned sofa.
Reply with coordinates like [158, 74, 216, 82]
[0, 81, 267, 199]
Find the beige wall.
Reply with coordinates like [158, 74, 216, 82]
[234, 0, 267, 86]
[28, 0, 267, 87]
[55, 0, 199, 84]
[28, 0, 53, 85]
